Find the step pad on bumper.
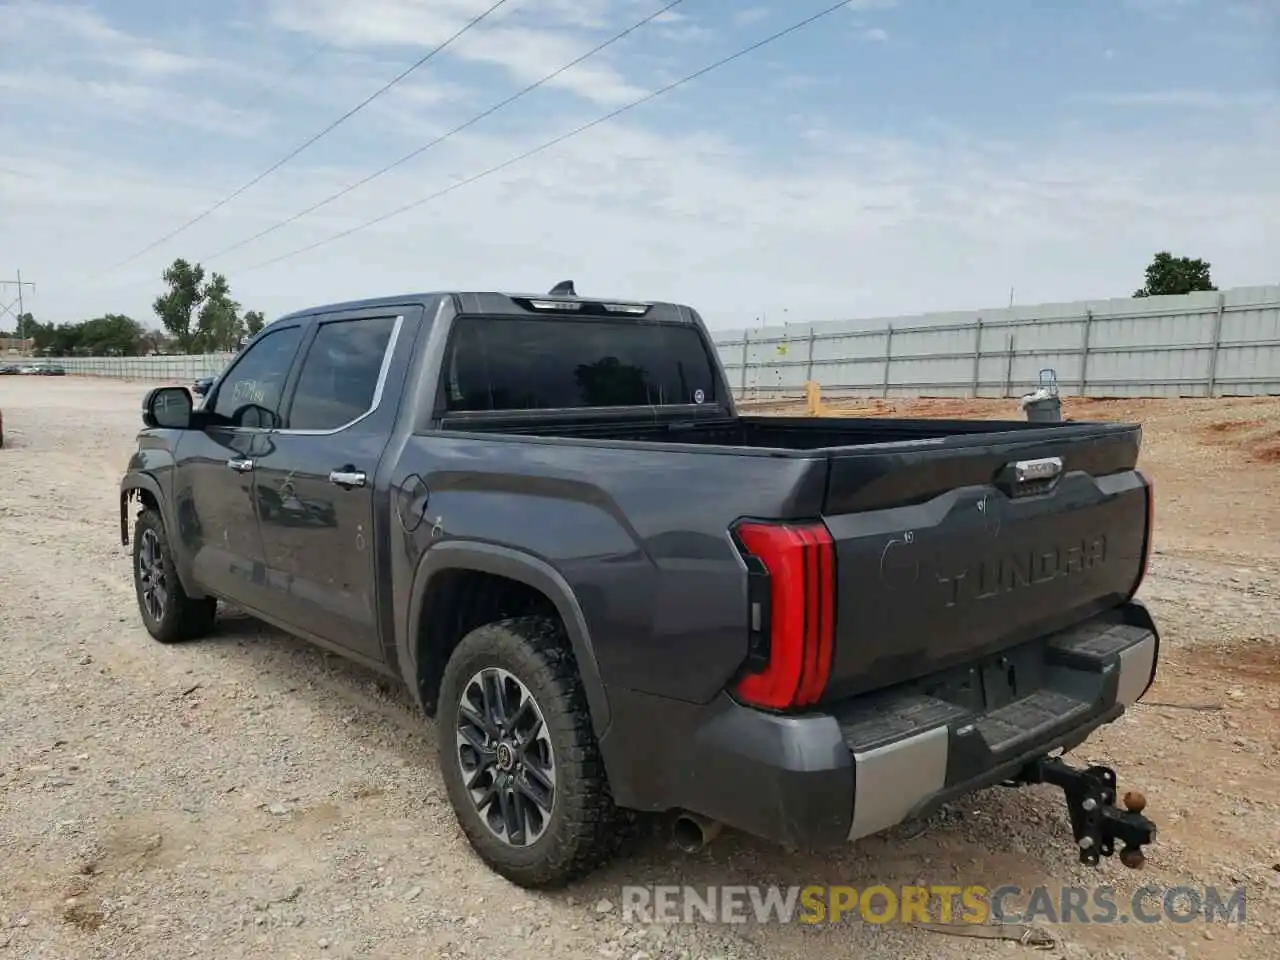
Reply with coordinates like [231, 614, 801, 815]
[832, 609, 1158, 841]
[838, 695, 970, 753]
[974, 690, 1090, 753]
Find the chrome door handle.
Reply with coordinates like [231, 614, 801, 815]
[226, 457, 254, 472]
[329, 469, 367, 488]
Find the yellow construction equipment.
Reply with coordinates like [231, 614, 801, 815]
[804, 380, 828, 417]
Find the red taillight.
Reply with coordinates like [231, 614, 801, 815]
[1131, 471, 1155, 598]
[731, 520, 835, 711]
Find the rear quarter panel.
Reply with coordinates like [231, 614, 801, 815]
[389, 433, 825, 703]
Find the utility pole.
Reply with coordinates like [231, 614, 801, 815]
[0, 271, 36, 340]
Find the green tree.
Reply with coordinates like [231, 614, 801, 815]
[30, 320, 85, 356]
[139, 330, 171, 355]
[29, 320, 69, 355]
[28, 319, 56, 353]
[153, 258, 206, 352]
[1133, 252, 1217, 298]
[244, 309, 266, 336]
[194, 272, 244, 352]
[78, 314, 146, 355]
[26, 314, 144, 356]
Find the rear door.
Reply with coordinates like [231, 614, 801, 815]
[250, 307, 415, 663]
[818, 425, 1152, 701]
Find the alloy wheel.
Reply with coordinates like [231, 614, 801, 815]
[454, 667, 557, 846]
[137, 528, 168, 623]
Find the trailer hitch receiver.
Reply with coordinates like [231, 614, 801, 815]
[1017, 757, 1156, 868]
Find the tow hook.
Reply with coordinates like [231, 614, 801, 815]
[1016, 757, 1156, 868]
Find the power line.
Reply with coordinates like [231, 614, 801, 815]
[204, 0, 685, 264]
[102, 0, 513, 275]
[238, 0, 854, 277]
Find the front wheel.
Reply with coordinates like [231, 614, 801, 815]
[437, 616, 623, 888]
[132, 507, 217, 643]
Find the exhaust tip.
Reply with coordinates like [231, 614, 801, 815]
[672, 812, 723, 853]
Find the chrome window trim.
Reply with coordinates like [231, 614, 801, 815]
[274, 313, 404, 437]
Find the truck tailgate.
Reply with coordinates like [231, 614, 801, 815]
[819, 423, 1151, 701]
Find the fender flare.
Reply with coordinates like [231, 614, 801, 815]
[402, 540, 611, 738]
[119, 472, 167, 546]
[120, 471, 202, 596]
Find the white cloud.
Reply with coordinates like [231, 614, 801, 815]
[1074, 89, 1278, 109]
[1, 0, 1276, 335]
[862, 27, 889, 42]
[264, 0, 655, 105]
[1224, 0, 1280, 27]
[5, 0, 213, 75]
[733, 8, 770, 27]
[6, 99, 1277, 329]
[0, 71, 269, 135]
[652, 11, 716, 44]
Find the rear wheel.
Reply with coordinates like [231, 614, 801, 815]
[132, 507, 217, 643]
[437, 615, 623, 888]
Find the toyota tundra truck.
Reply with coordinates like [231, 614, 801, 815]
[120, 283, 1159, 888]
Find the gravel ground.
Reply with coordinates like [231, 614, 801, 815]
[2, 377, 1278, 960]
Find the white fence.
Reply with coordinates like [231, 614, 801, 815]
[29, 284, 1280, 398]
[42, 353, 236, 380]
[713, 284, 1280, 398]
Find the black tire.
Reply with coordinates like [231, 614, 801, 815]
[437, 615, 623, 888]
[132, 507, 217, 644]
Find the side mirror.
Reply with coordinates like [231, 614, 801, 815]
[143, 386, 194, 429]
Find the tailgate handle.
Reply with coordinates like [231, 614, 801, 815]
[1014, 457, 1063, 483]
[998, 456, 1064, 497]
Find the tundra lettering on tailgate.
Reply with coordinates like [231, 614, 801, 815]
[937, 534, 1108, 608]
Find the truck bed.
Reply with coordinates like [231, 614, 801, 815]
[440, 411, 1056, 449]
[432, 410, 1150, 705]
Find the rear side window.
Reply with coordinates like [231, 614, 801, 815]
[443, 317, 719, 412]
[208, 324, 304, 428]
[286, 315, 397, 431]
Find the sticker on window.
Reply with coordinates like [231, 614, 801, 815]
[693, 389, 705, 404]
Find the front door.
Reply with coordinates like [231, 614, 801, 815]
[251, 310, 408, 663]
[174, 322, 305, 610]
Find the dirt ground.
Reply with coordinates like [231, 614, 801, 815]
[1, 378, 1277, 960]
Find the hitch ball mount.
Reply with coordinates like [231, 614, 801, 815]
[1016, 757, 1156, 868]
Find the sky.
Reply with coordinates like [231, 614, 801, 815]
[1, 0, 1277, 333]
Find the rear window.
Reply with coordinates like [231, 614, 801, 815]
[443, 316, 719, 412]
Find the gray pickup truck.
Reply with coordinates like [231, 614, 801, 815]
[121, 283, 1159, 888]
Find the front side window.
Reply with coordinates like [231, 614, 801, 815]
[286, 315, 397, 430]
[443, 317, 719, 412]
[208, 324, 304, 428]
